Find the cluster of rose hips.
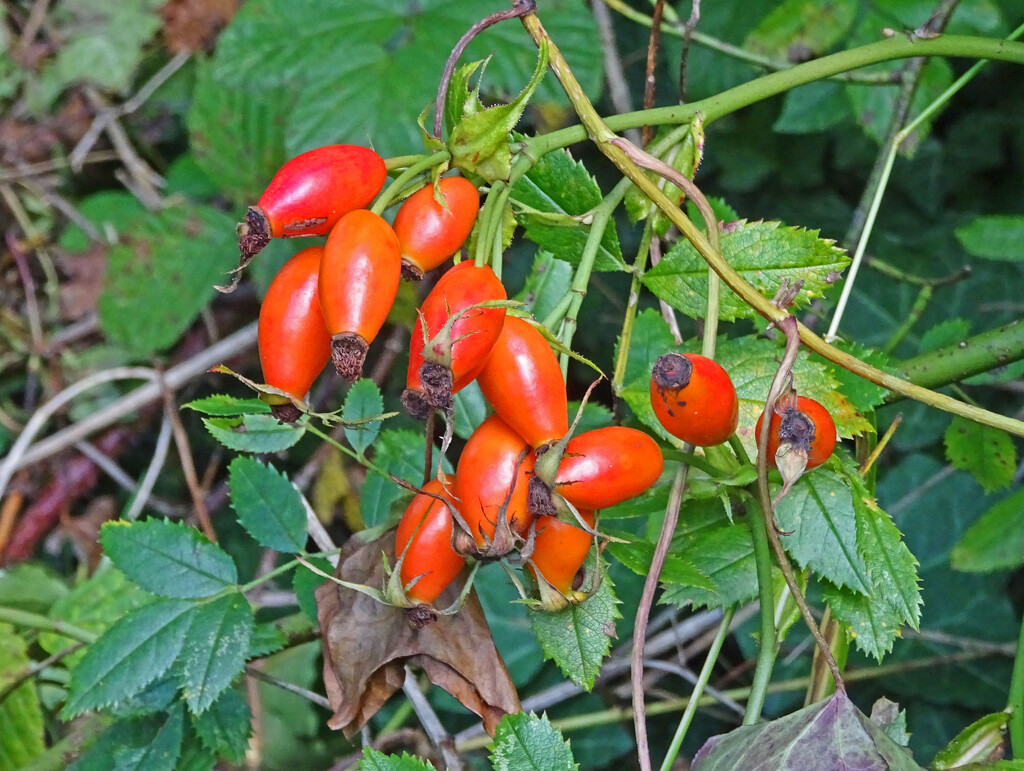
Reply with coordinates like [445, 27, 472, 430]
[244, 143, 837, 616]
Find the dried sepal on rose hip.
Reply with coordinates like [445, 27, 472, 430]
[649, 352, 738, 446]
[400, 261, 507, 419]
[392, 176, 480, 280]
[257, 246, 331, 422]
[318, 209, 401, 382]
[755, 391, 837, 493]
[222, 144, 387, 292]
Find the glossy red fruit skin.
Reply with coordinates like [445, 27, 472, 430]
[395, 478, 466, 605]
[258, 145, 386, 239]
[755, 396, 837, 471]
[476, 316, 568, 450]
[318, 209, 401, 380]
[529, 510, 595, 595]
[258, 246, 331, 411]
[405, 262, 506, 406]
[649, 353, 739, 446]
[392, 177, 480, 278]
[554, 427, 664, 511]
[454, 415, 536, 546]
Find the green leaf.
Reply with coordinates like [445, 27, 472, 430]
[443, 59, 486, 137]
[176, 595, 254, 714]
[247, 623, 287, 659]
[919, 318, 972, 352]
[642, 220, 849, 322]
[42, 0, 162, 100]
[528, 571, 620, 690]
[944, 416, 1017, 493]
[744, 0, 856, 57]
[605, 536, 715, 592]
[110, 678, 179, 719]
[228, 457, 308, 553]
[186, 59, 293, 207]
[59, 191, 146, 252]
[449, 40, 547, 181]
[511, 148, 625, 271]
[659, 518, 760, 610]
[203, 414, 306, 453]
[692, 689, 922, 770]
[516, 250, 575, 322]
[955, 215, 1024, 261]
[191, 688, 252, 764]
[211, 0, 601, 159]
[814, 342, 894, 416]
[360, 430, 452, 528]
[182, 395, 271, 417]
[39, 565, 152, 667]
[452, 380, 489, 440]
[0, 624, 45, 768]
[359, 748, 437, 770]
[774, 81, 853, 134]
[98, 203, 238, 356]
[774, 470, 871, 594]
[343, 379, 385, 455]
[489, 712, 577, 771]
[869, 697, 911, 748]
[0, 563, 67, 614]
[932, 711, 1009, 770]
[293, 557, 332, 623]
[70, 706, 185, 771]
[63, 599, 197, 718]
[99, 520, 238, 599]
[951, 489, 1024, 573]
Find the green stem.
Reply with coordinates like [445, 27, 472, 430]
[525, 35, 1024, 160]
[239, 556, 306, 594]
[744, 497, 779, 723]
[1009, 609, 1024, 757]
[370, 150, 450, 216]
[384, 154, 428, 172]
[659, 605, 737, 771]
[610, 218, 655, 393]
[896, 319, 1024, 392]
[305, 424, 391, 480]
[521, 15, 1024, 438]
[0, 607, 98, 644]
[883, 285, 933, 354]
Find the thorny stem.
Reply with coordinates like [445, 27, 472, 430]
[518, 13, 1024, 438]
[658, 605, 737, 771]
[895, 319, 1024, 392]
[432, 0, 537, 138]
[828, 17, 1024, 341]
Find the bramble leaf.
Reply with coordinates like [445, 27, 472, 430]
[359, 749, 437, 770]
[228, 457, 308, 553]
[99, 519, 238, 599]
[490, 712, 577, 771]
[528, 571, 619, 690]
[642, 220, 849, 321]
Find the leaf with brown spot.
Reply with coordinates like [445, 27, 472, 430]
[315, 531, 520, 738]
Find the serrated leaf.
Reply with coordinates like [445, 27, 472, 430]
[944, 416, 1017, 493]
[98, 203, 238, 356]
[228, 457, 308, 553]
[744, 0, 856, 57]
[359, 430, 452, 528]
[176, 595, 254, 714]
[489, 712, 577, 771]
[444, 59, 486, 137]
[516, 250, 574, 322]
[343, 379, 385, 455]
[822, 579, 905, 662]
[70, 706, 185, 771]
[110, 678, 179, 719]
[247, 623, 287, 659]
[0, 624, 45, 768]
[951, 489, 1024, 573]
[40, 565, 152, 667]
[774, 470, 871, 594]
[870, 697, 911, 748]
[528, 573, 619, 690]
[210, 0, 601, 159]
[955, 215, 1024, 261]
[182, 395, 271, 417]
[192, 688, 252, 764]
[692, 689, 922, 771]
[511, 148, 624, 271]
[605, 536, 715, 591]
[643, 220, 849, 321]
[99, 520, 238, 599]
[203, 414, 306, 453]
[813, 342, 894, 415]
[659, 519, 760, 610]
[186, 58, 293, 207]
[359, 748, 437, 770]
[63, 599, 196, 718]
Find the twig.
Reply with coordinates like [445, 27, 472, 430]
[403, 668, 462, 771]
[642, 655, 745, 719]
[71, 438, 177, 519]
[0, 490, 23, 558]
[244, 664, 332, 710]
[160, 375, 217, 542]
[642, 0, 665, 146]
[591, 0, 642, 145]
[18, 0, 52, 50]
[1, 320, 257, 476]
[298, 490, 339, 561]
[648, 235, 683, 345]
[124, 411, 175, 521]
[677, 0, 701, 103]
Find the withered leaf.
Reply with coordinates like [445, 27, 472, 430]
[315, 531, 520, 738]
